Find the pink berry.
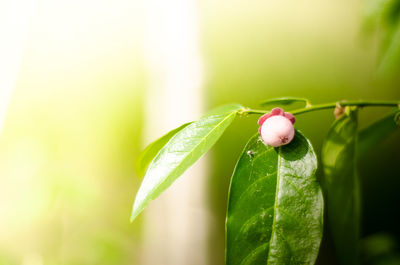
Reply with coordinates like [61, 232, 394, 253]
[260, 115, 295, 147]
[257, 108, 296, 147]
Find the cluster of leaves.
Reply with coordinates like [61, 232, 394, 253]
[131, 98, 400, 264]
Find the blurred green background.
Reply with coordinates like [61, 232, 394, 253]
[0, 0, 399, 264]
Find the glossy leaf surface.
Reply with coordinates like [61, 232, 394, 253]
[321, 111, 360, 265]
[226, 131, 323, 265]
[135, 122, 192, 177]
[131, 104, 244, 221]
[260, 97, 309, 108]
[358, 110, 400, 158]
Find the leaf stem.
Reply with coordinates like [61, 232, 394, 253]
[241, 100, 400, 116]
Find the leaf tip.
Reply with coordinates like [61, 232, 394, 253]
[130, 205, 142, 223]
[130, 196, 146, 222]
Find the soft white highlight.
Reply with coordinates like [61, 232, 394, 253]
[0, 0, 37, 136]
[141, 0, 208, 264]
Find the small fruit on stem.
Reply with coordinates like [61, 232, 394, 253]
[258, 108, 295, 147]
[334, 103, 346, 119]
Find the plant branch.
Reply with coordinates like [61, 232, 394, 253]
[240, 100, 400, 116]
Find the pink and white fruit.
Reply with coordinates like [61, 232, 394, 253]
[260, 115, 294, 147]
[258, 108, 296, 147]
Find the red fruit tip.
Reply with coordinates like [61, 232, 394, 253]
[258, 108, 296, 127]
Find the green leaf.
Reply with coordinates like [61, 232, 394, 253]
[321, 110, 360, 265]
[360, 232, 399, 263]
[131, 104, 244, 221]
[260, 97, 309, 109]
[378, 20, 400, 75]
[358, 110, 400, 158]
[135, 122, 192, 177]
[226, 131, 323, 265]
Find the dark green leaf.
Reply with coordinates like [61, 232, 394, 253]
[135, 122, 192, 177]
[226, 131, 323, 265]
[358, 110, 400, 158]
[260, 97, 309, 109]
[360, 233, 399, 263]
[395, 111, 400, 125]
[321, 110, 360, 265]
[131, 104, 244, 221]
